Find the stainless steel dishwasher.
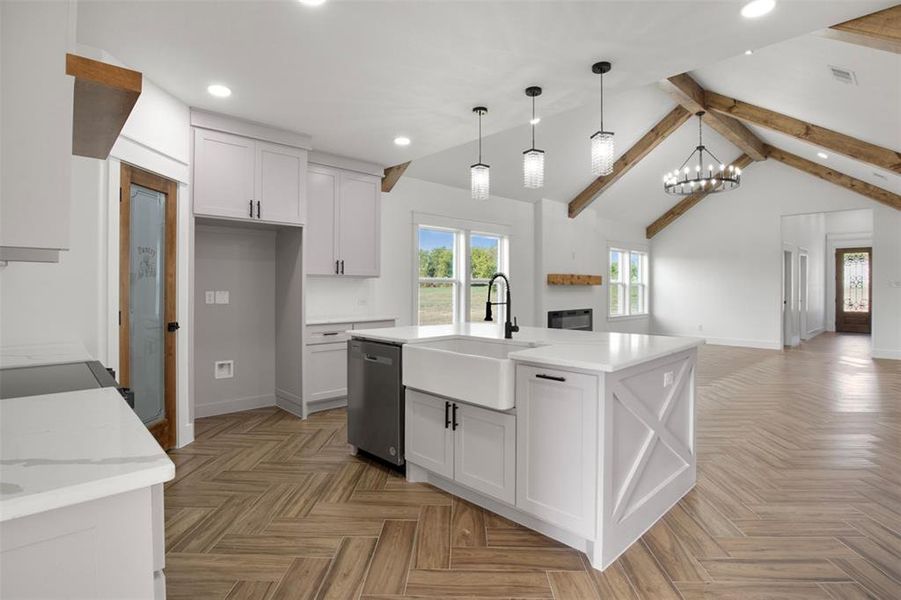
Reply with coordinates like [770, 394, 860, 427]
[347, 338, 404, 466]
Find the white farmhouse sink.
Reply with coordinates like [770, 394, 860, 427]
[403, 337, 533, 410]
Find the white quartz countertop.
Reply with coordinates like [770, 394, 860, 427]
[0, 342, 94, 369]
[350, 323, 703, 373]
[306, 315, 397, 326]
[0, 387, 175, 522]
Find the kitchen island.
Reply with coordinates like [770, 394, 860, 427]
[350, 323, 702, 571]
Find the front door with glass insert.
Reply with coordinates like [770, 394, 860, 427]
[835, 247, 871, 334]
[120, 164, 178, 449]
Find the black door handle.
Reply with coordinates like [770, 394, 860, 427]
[249, 200, 253, 217]
[536, 373, 566, 382]
[444, 401, 450, 429]
[452, 403, 459, 430]
[256, 201, 261, 219]
[167, 321, 180, 332]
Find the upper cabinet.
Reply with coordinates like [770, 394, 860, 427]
[190, 110, 310, 227]
[0, 1, 74, 262]
[306, 165, 381, 277]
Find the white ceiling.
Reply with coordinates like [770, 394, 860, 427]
[75, 0, 895, 168]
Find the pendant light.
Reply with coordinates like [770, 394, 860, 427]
[590, 61, 615, 177]
[471, 106, 489, 200]
[523, 86, 544, 189]
[662, 111, 742, 195]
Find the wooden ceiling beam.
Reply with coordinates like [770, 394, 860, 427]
[645, 154, 754, 239]
[823, 5, 901, 54]
[568, 106, 691, 218]
[660, 74, 767, 161]
[381, 161, 411, 193]
[706, 91, 901, 174]
[767, 145, 901, 211]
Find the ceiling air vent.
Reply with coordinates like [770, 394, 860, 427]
[828, 65, 857, 85]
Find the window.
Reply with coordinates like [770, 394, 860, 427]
[609, 247, 648, 318]
[416, 221, 508, 325]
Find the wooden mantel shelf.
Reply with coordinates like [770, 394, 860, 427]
[66, 54, 142, 159]
[547, 273, 603, 286]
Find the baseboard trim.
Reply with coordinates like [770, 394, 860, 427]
[702, 336, 782, 350]
[872, 348, 901, 360]
[275, 388, 304, 419]
[195, 394, 275, 418]
[306, 396, 348, 416]
[804, 328, 825, 340]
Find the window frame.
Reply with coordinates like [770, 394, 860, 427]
[413, 213, 510, 326]
[608, 244, 649, 321]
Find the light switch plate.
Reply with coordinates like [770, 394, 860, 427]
[215, 290, 229, 304]
[663, 371, 674, 387]
[205, 291, 215, 305]
[214, 360, 234, 379]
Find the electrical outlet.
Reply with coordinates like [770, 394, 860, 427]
[697, 324, 703, 332]
[663, 371, 674, 387]
[205, 291, 215, 304]
[357, 297, 369, 307]
[214, 360, 234, 379]
[215, 290, 229, 304]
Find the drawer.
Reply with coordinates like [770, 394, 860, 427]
[353, 320, 395, 330]
[306, 323, 352, 345]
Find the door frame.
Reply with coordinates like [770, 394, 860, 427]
[119, 163, 178, 449]
[835, 246, 873, 334]
[798, 250, 809, 341]
[781, 247, 795, 348]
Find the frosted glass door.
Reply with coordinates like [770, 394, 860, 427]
[129, 184, 166, 425]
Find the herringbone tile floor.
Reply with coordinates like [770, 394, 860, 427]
[165, 333, 901, 599]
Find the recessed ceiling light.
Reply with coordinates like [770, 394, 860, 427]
[298, 0, 327, 6]
[817, 152, 829, 159]
[744, 49, 754, 55]
[207, 84, 231, 98]
[741, 0, 775, 18]
[394, 136, 411, 147]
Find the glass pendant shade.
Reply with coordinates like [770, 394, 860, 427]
[591, 131, 615, 176]
[523, 149, 544, 189]
[471, 163, 490, 200]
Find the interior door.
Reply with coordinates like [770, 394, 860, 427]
[120, 164, 178, 449]
[836, 247, 872, 334]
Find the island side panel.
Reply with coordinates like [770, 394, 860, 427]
[596, 347, 697, 570]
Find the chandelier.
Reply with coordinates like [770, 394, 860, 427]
[663, 111, 742, 196]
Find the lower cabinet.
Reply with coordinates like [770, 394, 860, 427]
[405, 389, 515, 504]
[515, 365, 598, 537]
[306, 342, 348, 403]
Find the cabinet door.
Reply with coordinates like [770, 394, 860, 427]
[306, 342, 348, 402]
[516, 366, 598, 537]
[338, 173, 380, 277]
[255, 141, 306, 225]
[193, 128, 255, 220]
[454, 403, 516, 504]
[405, 390, 454, 479]
[305, 165, 339, 275]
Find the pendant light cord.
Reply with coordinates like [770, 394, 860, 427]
[478, 111, 483, 163]
[531, 96, 536, 148]
[599, 70, 604, 132]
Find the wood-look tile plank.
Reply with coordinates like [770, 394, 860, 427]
[698, 558, 851, 582]
[618, 540, 682, 600]
[819, 582, 880, 600]
[166, 553, 294, 582]
[662, 504, 728, 558]
[486, 527, 566, 548]
[451, 498, 487, 547]
[450, 547, 585, 572]
[717, 536, 859, 559]
[547, 571, 600, 600]
[269, 557, 331, 600]
[587, 560, 639, 599]
[315, 536, 377, 599]
[676, 581, 828, 599]
[212, 534, 340, 557]
[405, 569, 554, 598]
[225, 581, 275, 600]
[361, 520, 417, 595]
[832, 558, 901, 600]
[731, 519, 861, 537]
[837, 537, 901, 582]
[415, 505, 451, 569]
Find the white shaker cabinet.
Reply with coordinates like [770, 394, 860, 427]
[193, 128, 307, 226]
[405, 389, 516, 504]
[306, 165, 381, 277]
[405, 389, 454, 479]
[193, 128, 256, 220]
[515, 365, 598, 537]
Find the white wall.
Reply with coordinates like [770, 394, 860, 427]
[535, 199, 650, 334]
[650, 158, 901, 354]
[194, 226, 276, 417]
[305, 177, 536, 327]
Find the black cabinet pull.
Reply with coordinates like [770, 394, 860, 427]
[322, 332, 339, 336]
[536, 373, 566, 382]
[452, 403, 459, 430]
[335, 260, 339, 274]
[249, 200, 253, 217]
[340, 260, 345, 275]
[444, 401, 451, 429]
[256, 201, 261, 219]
